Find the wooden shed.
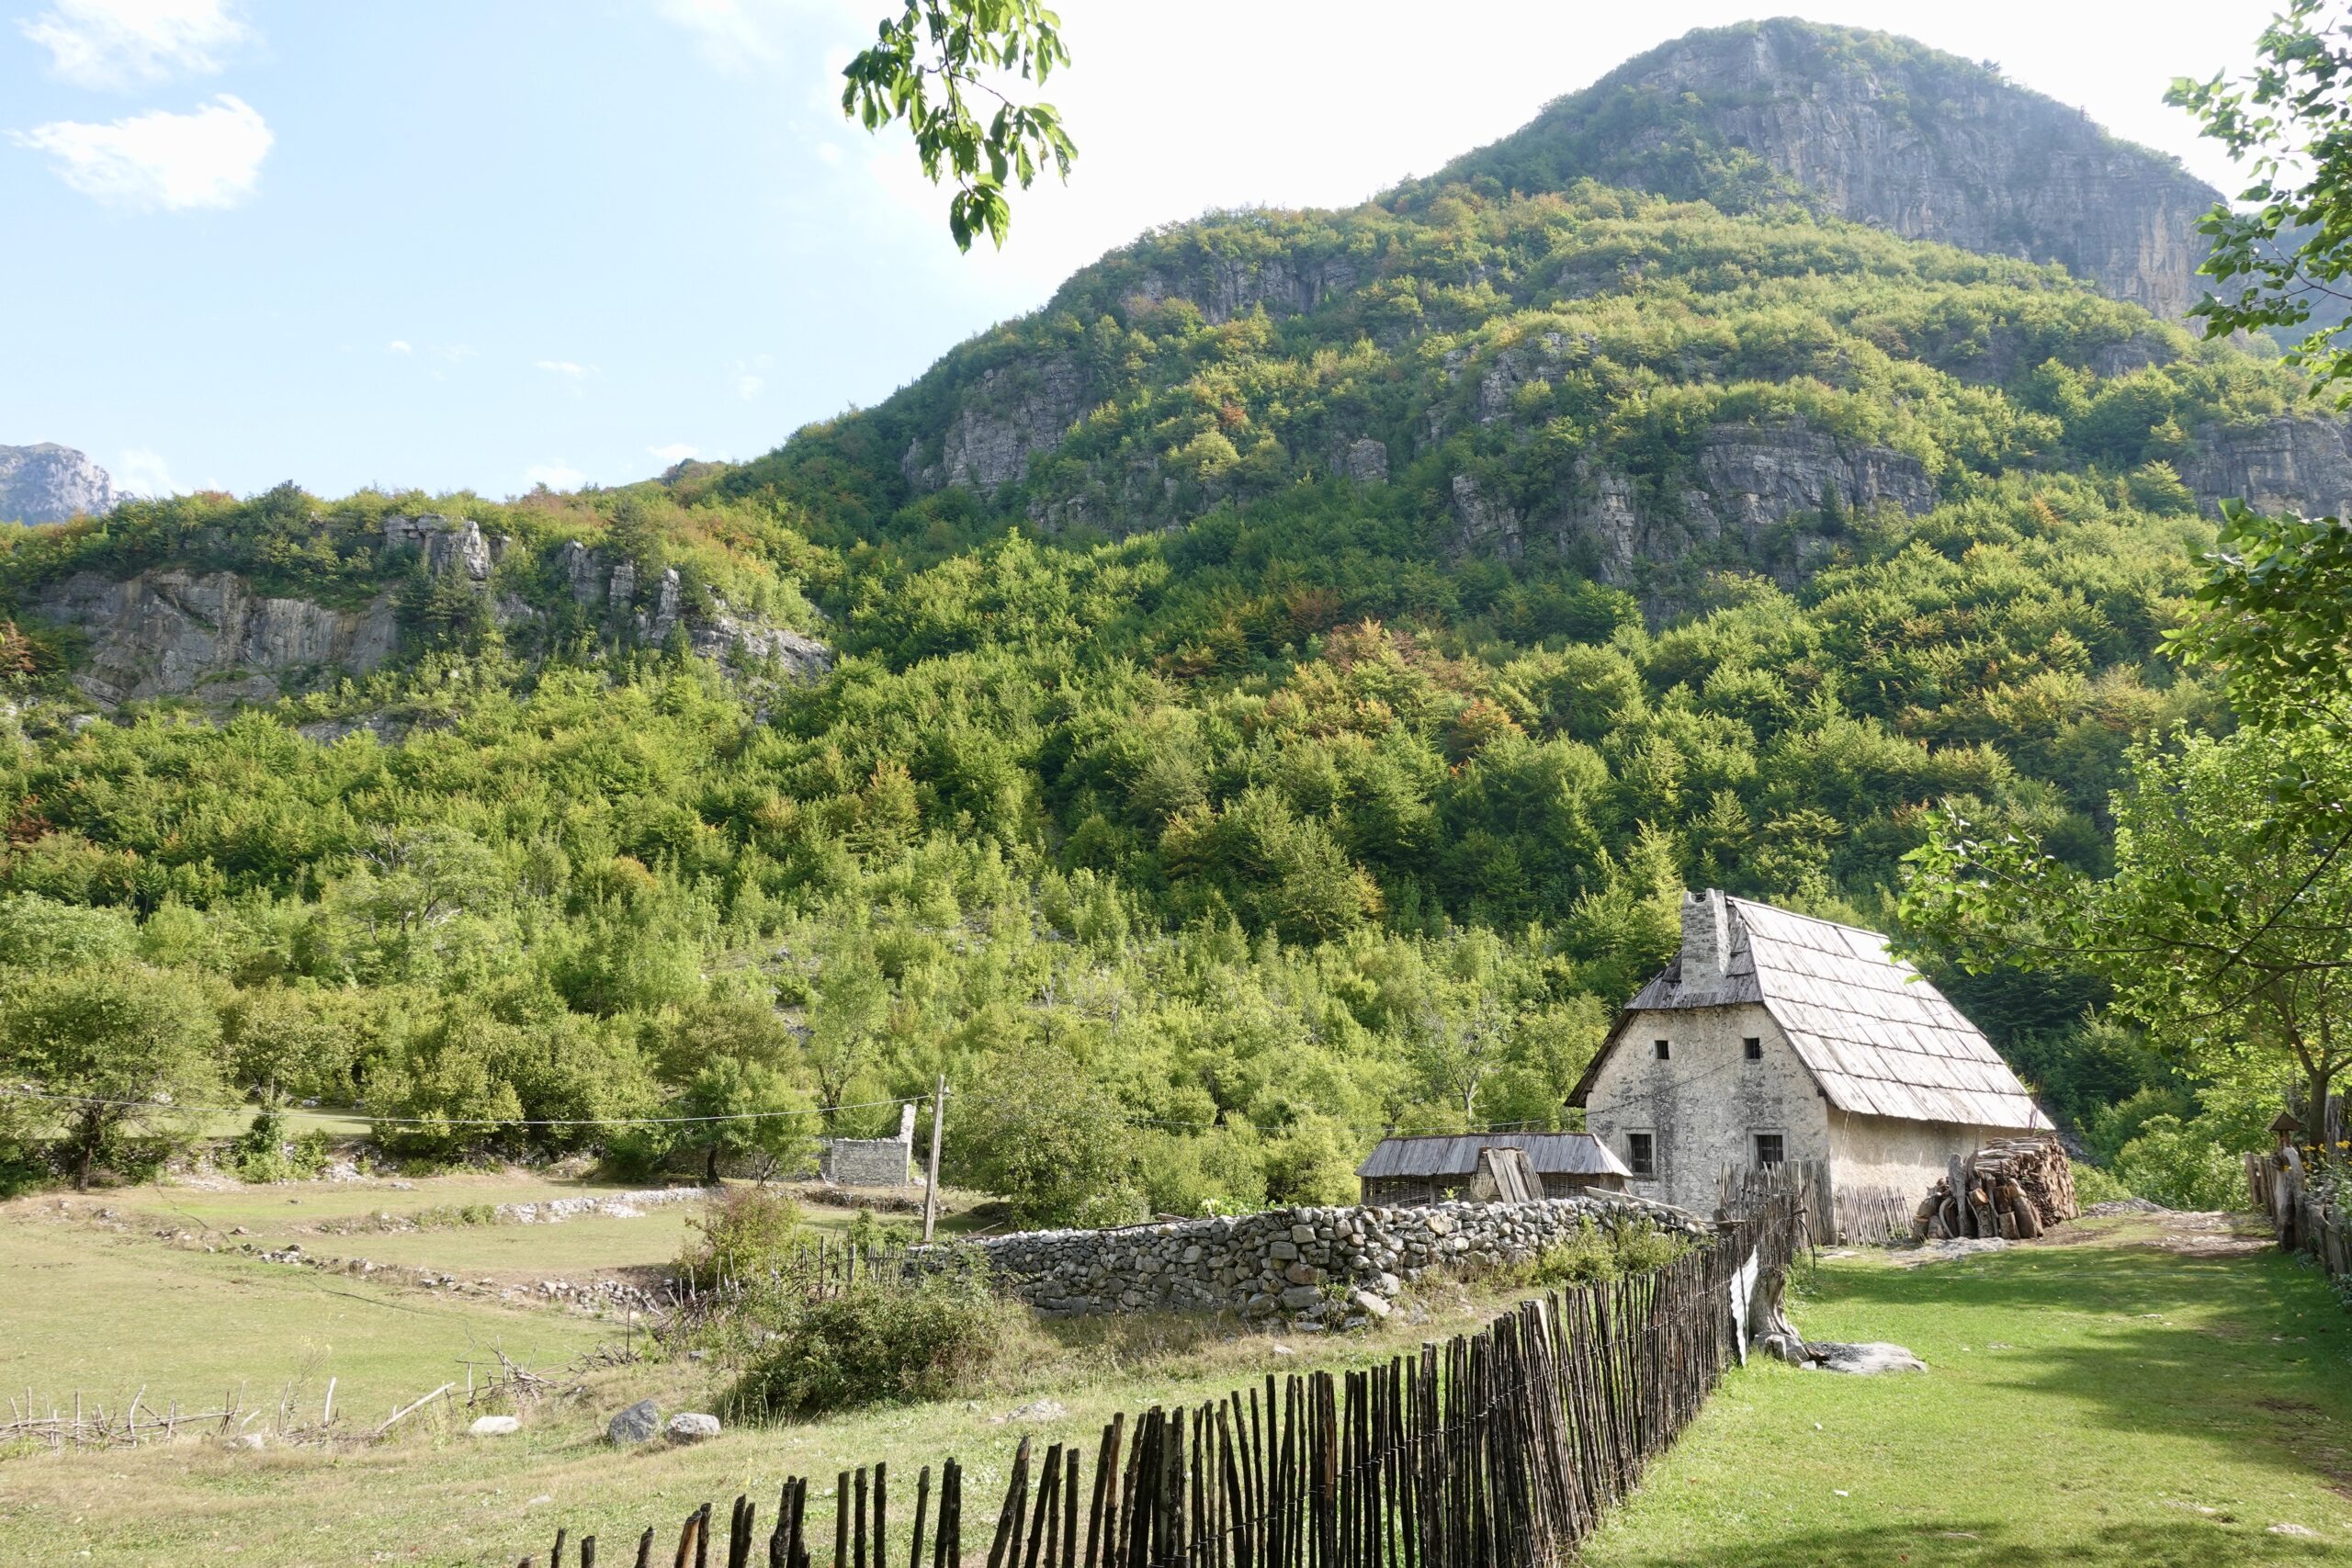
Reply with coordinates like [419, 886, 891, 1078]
[1355, 1132, 1632, 1206]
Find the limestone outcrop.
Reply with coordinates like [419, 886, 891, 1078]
[904, 357, 1091, 495]
[1129, 252, 1363, 326]
[2180, 415, 2352, 520]
[0, 443, 121, 525]
[29, 569, 398, 705]
[1435, 18, 2224, 321]
[1452, 418, 1935, 582]
[381, 513, 509, 580]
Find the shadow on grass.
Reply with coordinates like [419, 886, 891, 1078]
[1589, 1518, 2343, 1567]
[1787, 1228, 2352, 1490]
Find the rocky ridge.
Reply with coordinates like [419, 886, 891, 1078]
[31, 569, 399, 706]
[1431, 19, 2224, 321]
[26, 513, 831, 709]
[1451, 411, 1941, 586]
[1, 443, 122, 525]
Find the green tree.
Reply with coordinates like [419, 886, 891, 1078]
[951, 1046, 1140, 1224]
[666, 1057, 819, 1184]
[2170, 0, 2352, 396]
[1905, 727, 2352, 1133]
[842, 1, 1077, 250]
[0, 964, 222, 1190]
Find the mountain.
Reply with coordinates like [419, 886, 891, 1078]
[1, 443, 122, 525]
[718, 21, 2333, 605]
[1419, 18, 2225, 322]
[0, 21, 2302, 1198]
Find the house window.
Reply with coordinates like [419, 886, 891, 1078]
[1627, 1133, 1656, 1178]
[1654, 1039, 1670, 1061]
[1753, 1133, 1785, 1168]
[1744, 1036, 1762, 1061]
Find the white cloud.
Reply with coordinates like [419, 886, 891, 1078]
[815, 141, 842, 167]
[535, 359, 595, 379]
[387, 339, 412, 355]
[737, 374, 764, 400]
[11, 95, 271, 212]
[526, 462, 584, 491]
[113, 447, 182, 497]
[649, 443, 703, 464]
[20, 0, 251, 90]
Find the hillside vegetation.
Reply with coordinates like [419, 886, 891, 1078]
[0, 21, 2312, 1215]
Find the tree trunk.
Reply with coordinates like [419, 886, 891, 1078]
[705, 1143, 720, 1186]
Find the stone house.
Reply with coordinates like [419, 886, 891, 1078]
[1569, 890, 2051, 1221]
[820, 1103, 918, 1188]
[1355, 1132, 1631, 1206]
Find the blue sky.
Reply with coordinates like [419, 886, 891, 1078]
[0, 0, 2273, 502]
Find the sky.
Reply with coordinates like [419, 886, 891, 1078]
[0, 0, 2281, 501]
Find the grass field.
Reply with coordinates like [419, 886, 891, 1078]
[3, 1201, 2347, 1565]
[1582, 1211, 2352, 1566]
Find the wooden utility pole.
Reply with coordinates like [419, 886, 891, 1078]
[922, 1074, 947, 1244]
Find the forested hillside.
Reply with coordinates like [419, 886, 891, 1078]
[0, 21, 2315, 1216]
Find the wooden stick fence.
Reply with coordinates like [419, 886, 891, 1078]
[535, 1187, 1807, 1568]
[1716, 1159, 1980, 1247]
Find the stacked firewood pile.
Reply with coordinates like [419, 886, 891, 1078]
[1911, 1137, 2077, 1241]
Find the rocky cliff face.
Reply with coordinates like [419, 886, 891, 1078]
[31, 569, 399, 705]
[553, 538, 832, 683]
[26, 513, 832, 710]
[1452, 418, 1936, 583]
[1, 443, 122, 525]
[903, 357, 1091, 496]
[1432, 19, 2222, 321]
[2180, 417, 2352, 519]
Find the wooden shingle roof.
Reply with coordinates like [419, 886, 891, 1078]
[1601, 893, 2051, 1132]
[1355, 1132, 1631, 1181]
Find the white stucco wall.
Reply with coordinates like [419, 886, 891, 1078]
[1826, 1110, 2018, 1201]
[1582, 1003, 1828, 1215]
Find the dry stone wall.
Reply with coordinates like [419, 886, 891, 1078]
[943, 1194, 1704, 1320]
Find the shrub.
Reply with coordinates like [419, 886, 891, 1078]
[1526, 1215, 1690, 1288]
[679, 1186, 803, 1287]
[845, 1207, 912, 1249]
[232, 1104, 334, 1183]
[730, 1267, 1010, 1417]
[2112, 1115, 2248, 1210]
[2071, 1162, 2130, 1207]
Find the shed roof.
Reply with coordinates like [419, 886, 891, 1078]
[1575, 892, 2051, 1132]
[1355, 1132, 1632, 1181]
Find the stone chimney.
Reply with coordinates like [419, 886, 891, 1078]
[898, 1100, 918, 1145]
[1681, 890, 1730, 983]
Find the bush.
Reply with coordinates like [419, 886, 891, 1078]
[845, 1207, 912, 1249]
[2112, 1115, 2248, 1210]
[1526, 1215, 1690, 1288]
[952, 1051, 1145, 1227]
[2070, 1161, 2130, 1207]
[730, 1267, 1010, 1417]
[679, 1186, 803, 1287]
[232, 1104, 334, 1183]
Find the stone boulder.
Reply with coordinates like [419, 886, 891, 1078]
[1804, 1341, 1927, 1375]
[605, 1399, 663, 1445]
[469, 1415, 522, 1437]
[666, 1412, 721, 1444]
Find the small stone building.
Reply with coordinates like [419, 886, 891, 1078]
[1570, 890, 2051, 1222]
[820, 1102, 918, 1188]
[1355, 1132, 1631, 1206]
